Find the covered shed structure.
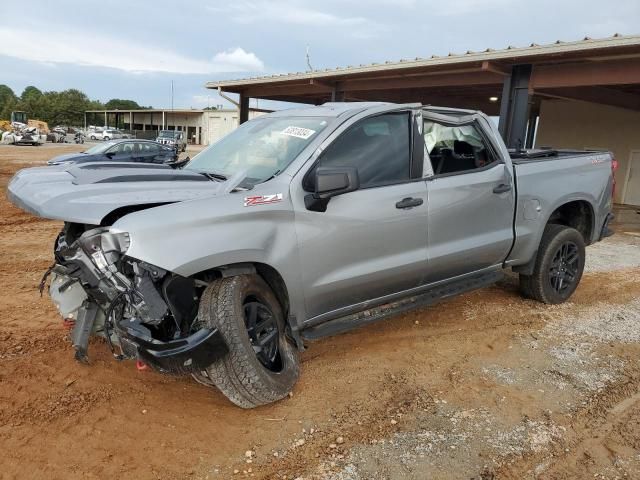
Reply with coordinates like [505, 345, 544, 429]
[207, 34, 640, 205]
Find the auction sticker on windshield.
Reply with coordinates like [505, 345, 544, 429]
[281, 126, 316, 139]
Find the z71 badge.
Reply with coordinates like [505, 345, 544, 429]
[244, 193, 284, 207]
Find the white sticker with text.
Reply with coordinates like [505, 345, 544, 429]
[281, 126, 316, 139]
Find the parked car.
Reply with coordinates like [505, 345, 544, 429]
[156, 129, 187, 152]
[46, 139, 178, 166]
[8, 102, 615, 408]
[87, 129, 102, 140]
[101, 129, 124, 141]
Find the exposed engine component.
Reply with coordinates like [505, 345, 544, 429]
[47, 223, 227, 371]
[131, 262, 168, 325]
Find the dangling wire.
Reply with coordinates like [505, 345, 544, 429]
[102, 292, 127, 360]
[38, 262, 56, 296]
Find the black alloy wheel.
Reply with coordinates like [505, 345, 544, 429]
[243, 298, 281, 372]
[519, 224, 586, 304]
[548, 241, 580, 294]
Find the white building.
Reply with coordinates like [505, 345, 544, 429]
[84, 108, 266, 146]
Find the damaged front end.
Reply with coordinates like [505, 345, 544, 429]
[48, 223, 227, 373]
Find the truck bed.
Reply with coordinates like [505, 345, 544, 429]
[507, 148, 613, 267]
[509, 148, 607, 163]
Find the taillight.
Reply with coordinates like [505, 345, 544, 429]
[611, 157, 618, 200]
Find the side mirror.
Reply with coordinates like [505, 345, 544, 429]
[315, 167, 359, 199]
[105, 152, 115, 158]
[305, 166, 359, 212]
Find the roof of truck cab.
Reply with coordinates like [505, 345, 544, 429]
[264, 102, 391, 118]
[261, 102, 478, 119]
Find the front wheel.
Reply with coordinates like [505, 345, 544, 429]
[519, 224, 585, 304]
[195, 274, 299, 408]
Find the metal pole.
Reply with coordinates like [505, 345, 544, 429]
[239, 93, 249, 124]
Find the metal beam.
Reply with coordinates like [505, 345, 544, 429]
[239, 93, 250, 124]
[498, 64, 533, 150]
[481, 61, 510, 76]
[243, 71, 503, 98]
[340, 71, 502, 93]
[531, 58, 640, 88]
[535, 86, 640, 111]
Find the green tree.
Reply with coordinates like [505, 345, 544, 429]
[45, 89, 96, 126]
[104, 98, 149, 110]
[21, 85, 43, 102]
[18, 86, 48, 123]
[0, 85, 146, 126]
[0, 84, 18, 120]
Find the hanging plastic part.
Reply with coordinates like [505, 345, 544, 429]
[136, 360, 148, 372]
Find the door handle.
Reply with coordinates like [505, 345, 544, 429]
[493, 183, 512, 194]
[395, 197, 423, 209]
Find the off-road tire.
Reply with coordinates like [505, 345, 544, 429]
[195, 274, 299, 408]
[519, 224, 585, 304]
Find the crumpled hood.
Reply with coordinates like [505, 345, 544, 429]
[7, 162, 225, 224]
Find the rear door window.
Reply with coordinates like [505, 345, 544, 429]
[424, 121, 498, 175]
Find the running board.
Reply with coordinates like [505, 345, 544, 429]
[301, 270, 504, 341]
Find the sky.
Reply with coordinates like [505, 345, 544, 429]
[1, 0, 638, 110]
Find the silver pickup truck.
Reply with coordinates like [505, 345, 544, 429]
[7, 102, 615, 408]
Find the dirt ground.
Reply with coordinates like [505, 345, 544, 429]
[1, 143, 640, 480]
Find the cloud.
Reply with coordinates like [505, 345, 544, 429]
[0, 26, 264, 74]
[212, 48, 264, 71]
[208, 1, 384, 36]
[424, 0, 512, 16]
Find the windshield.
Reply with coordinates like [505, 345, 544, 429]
[84, 141, 118, 154]
[185, 116, 328, 184]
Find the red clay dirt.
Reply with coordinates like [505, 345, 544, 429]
[1, 144, 640, 480]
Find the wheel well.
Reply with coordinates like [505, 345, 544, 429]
[193, 263, 290, 317]
[254, 263, 290, 317]
[547, 200, 594, 244]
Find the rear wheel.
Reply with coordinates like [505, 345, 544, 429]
[519, 224, 585, 304]
[195, 274, 299, 408]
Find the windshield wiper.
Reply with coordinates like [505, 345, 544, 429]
[198, 171, 228, 182]
[262, 169, 281, 183]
